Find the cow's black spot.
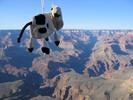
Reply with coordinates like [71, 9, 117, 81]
[38, 27, 47, 33]
[35, 14, 46, 25]
[47, 23, 49, 28]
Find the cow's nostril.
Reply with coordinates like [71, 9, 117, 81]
[38, 27, 47, 34]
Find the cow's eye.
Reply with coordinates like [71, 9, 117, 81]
[51, 8, 53, 10]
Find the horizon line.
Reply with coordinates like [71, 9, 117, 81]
[0, 28, 133, 31]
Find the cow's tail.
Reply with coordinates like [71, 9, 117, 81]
[17, 21, 32, 43]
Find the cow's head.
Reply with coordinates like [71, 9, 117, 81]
[51, 5, 64, 30]
[51, 5, 62, 18]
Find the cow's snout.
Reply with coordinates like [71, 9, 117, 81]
[54, 13, 61, 18]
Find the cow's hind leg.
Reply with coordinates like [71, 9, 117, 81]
[38, 38, 50, 54]
[42, 39, 50, 54]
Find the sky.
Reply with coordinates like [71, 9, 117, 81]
[0, 0, 133, 29]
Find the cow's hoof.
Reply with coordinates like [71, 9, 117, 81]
[55, 41, 60, 46]
[28, 48, 34, 53]
[41, 47, 50, 54]
[45, 38, 49, 41]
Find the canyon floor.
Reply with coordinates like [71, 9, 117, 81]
[0, 30, 133, 100]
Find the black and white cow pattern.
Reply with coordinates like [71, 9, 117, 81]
[34, 14, 47, 34]
[17, 5, 64, 54]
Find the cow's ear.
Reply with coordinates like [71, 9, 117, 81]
[51, 8, 53, 10]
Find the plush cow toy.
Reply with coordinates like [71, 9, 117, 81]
[17, 5, 64, 54]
